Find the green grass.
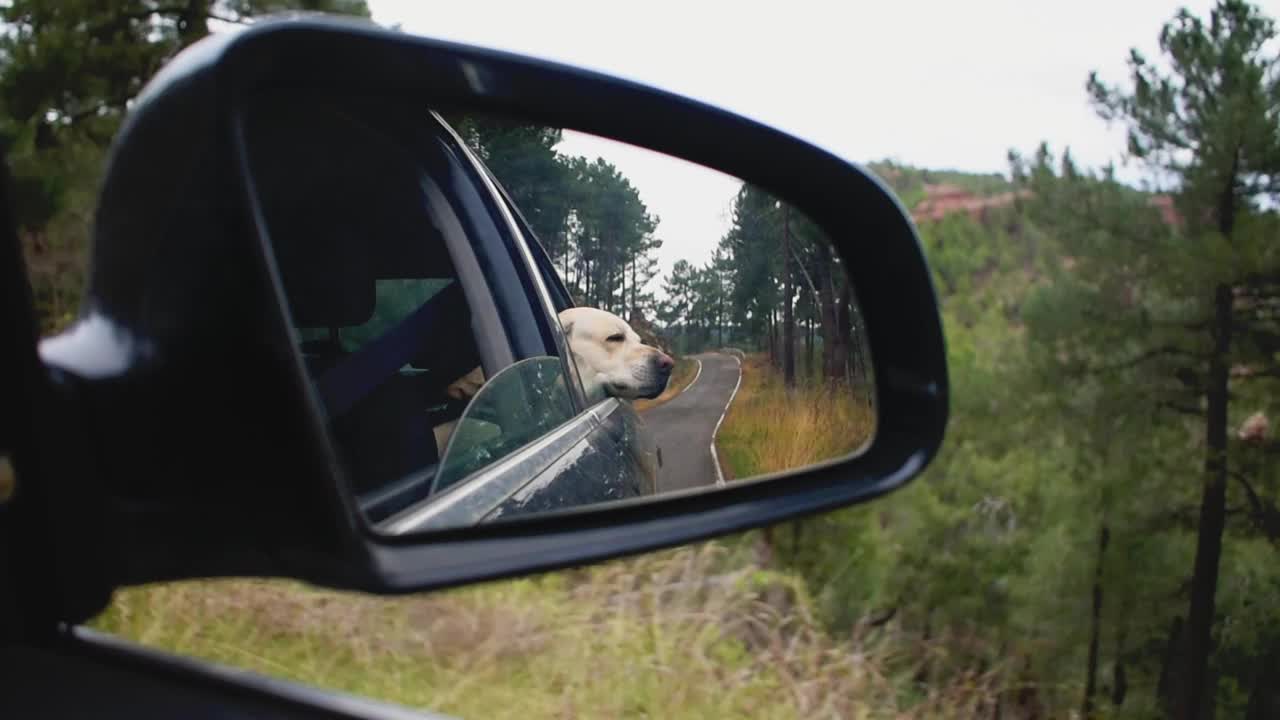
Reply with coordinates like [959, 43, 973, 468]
[90, 544, 987, 719]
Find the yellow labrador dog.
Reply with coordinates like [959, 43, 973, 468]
[551, 306, 675, 401]
[433, 307, 674, 452]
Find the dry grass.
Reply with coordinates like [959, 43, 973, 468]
[716, 355, 876, 479]
[93, 544, 1003, 719]
[632, 356, 700, 413]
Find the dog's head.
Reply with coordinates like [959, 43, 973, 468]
[558, 307, 674, 400]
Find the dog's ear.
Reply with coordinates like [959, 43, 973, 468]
[561, 320, 575, 338]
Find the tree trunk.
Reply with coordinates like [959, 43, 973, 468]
[848, 301, 865, 384]
[782, 205, 796, 387]
[1158, 616, 1185, 714]
[815, 245, 839, 379]
[1112, 597, 1130, 708]
[806, 310, 815, 379]
[768, 306, 778, 366]
[177, 0, 212, 46]
[1083, 523, 1110, 720]
[616, 264, 623, 316]
[1176, 283, 1233, 720]
[1245, 639, 1280, 720]
[718, 291, 725, 347]
[834, 277, 852, 383]
[609, 264, 618, 314]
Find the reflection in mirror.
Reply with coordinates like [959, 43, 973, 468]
[241, 92, 874, 534]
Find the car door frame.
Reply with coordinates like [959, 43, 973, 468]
[470, 155, 596, 399]
[427, 111, 592, 412]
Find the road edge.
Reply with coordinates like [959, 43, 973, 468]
[709, 354, 744, 488]
[685, 357, 704, 393]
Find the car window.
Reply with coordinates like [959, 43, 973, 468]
[432, 356, 578, 494]
[340, 278, 456, 356]
[293, 279, 457, 358]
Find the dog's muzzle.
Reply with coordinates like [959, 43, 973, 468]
[634, 352, 675, 399]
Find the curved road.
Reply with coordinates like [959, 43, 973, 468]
[640, 353, 742, 493]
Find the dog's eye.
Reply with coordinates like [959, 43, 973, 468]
[607, 333, 625, 343]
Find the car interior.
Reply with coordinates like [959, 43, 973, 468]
[242, 90, 486, 523]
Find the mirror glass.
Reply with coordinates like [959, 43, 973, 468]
[240, 90, 876, 533]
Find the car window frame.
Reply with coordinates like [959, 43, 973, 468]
[477, 161, 605, 412]
[435, 113, 595, 412]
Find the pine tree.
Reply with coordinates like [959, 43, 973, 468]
[1087, 3, 1280, 717]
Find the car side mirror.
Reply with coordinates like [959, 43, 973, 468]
[31, 14, 948, 606]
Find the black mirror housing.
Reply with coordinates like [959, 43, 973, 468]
[34, 14, 948, 613]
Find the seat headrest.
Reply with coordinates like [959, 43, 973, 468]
[242, 90, 458, 329]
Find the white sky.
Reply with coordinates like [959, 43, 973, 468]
[358, 0, 1277, 286]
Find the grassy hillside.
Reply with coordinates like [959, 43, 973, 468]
[94, 545, 998, 719]
[867, 160, 1016, 210]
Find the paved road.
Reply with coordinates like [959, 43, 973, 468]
[640, 353, 742, 493]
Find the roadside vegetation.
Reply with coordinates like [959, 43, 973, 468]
[716, 354, 874, 480]
[95, 544, 1000, 720]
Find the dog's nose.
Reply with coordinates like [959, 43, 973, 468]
[656, 352, 674, 372]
